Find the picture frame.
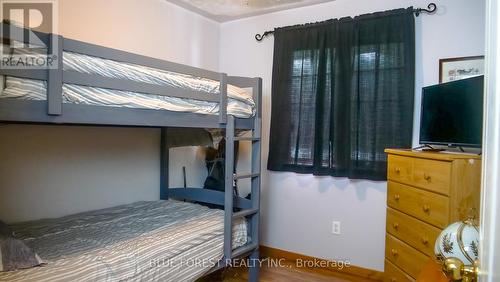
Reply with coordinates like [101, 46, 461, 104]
[439, 56, 485, 83]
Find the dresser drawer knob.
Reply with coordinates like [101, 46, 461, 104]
[422, 205, 431, 213]
[390, 278, 397, 282]
[391, 249, 399, 256]
[392, 223, 399, 230]
[424, 173, 432, 181]
[421, 237, 429, 245]
[395, 168, 401, 174]
[394, 194, 400, 201]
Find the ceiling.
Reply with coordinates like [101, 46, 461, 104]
[166, 0, 335, 22]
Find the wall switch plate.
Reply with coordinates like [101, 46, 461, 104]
[332, 221, 341, 235]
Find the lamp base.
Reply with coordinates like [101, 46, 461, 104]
[443, 258, 479, 282]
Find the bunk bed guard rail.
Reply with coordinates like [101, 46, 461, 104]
[0, 23, 234, 125]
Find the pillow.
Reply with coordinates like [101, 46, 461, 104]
[0, 220, 44, 272]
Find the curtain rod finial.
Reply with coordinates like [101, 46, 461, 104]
[255, 34, 265, 41]
[255, 31, 274, 41]
[414, 3, 437, 17]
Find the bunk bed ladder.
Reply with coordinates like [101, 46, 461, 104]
[224, 112, 261, 282]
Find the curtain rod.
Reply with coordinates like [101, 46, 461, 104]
[255, 3, 437, 41]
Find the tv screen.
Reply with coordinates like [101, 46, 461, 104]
[419, 75, 484, 147]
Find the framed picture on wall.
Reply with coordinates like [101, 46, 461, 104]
[439, 56, 485, 83]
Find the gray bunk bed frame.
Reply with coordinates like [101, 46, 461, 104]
[0, 24, 262, 282]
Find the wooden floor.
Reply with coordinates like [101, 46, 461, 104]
[198, 263, 379, 282]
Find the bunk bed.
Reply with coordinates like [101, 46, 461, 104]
[0, 24, 262, 282]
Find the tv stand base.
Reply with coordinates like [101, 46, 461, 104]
[412, 144, 445, 152]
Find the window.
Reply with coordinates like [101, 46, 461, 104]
[288, 49, 333, 166]
[268, 8, 415, 181]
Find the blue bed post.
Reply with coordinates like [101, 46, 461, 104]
[223, 115, 235, 261]
[219, 73, 228, 124]
[160, 128, 169, 200]
[47, 34, 63, 115]
[248, 77, 262, 282]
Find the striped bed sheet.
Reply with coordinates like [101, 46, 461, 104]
[0, 51, 255, 118]
[0, 200, 248, 282]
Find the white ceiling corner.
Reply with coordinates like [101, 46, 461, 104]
[166, 0, 335, 22]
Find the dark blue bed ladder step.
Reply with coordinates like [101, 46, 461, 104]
[233, 173, 260, 180]
[233, 208, 259, 219]
[232, 242, 259, 258]
[234, 136, 260, 141]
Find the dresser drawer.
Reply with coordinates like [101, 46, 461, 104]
[388, 155, 412, 183]
[385, 234, 428, 279]
[384, 259, 415, 282]
[412, 158, 451, 195]
[387, 181, 450, 228]
[386, 208, 442, 256]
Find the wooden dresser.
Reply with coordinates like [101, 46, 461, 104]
[383, 149, 481, 282]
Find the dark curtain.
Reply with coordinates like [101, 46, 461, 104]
[268, 8, 415, 181]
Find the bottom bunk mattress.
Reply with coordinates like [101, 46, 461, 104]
[0, 76, 255, 118]
[0, 200, 248, 282]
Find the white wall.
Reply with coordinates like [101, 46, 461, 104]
[0, 125, 159, 222]
[219, 0, 486, 271]
[59, 0, 219, 70]
[0, 0, 219, 223]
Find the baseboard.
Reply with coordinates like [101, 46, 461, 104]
[260, 245, 384, 281]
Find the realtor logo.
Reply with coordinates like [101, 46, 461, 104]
[0, 0, 58, 69]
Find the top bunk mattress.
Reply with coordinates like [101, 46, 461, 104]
[0, 51, 256, 118]
[0, 200, 248, 282]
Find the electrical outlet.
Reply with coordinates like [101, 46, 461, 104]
[332, 221, 341, 235]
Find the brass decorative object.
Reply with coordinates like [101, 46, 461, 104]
[442, 257, 479, 282]
[436, 211, 480, 281]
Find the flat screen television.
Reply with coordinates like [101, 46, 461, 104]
[419, 75, 484, 148]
